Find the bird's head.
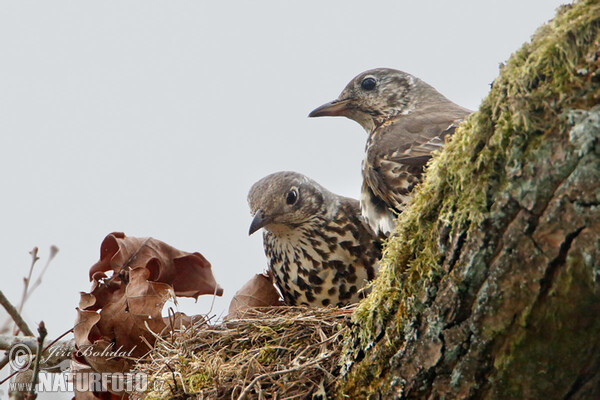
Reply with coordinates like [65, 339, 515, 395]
[309, 68, 420, 132]
[248, 171, 326, 235]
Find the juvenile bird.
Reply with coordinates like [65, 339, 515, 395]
[248, 171, 381, 307]
[309, 68, 472, 236]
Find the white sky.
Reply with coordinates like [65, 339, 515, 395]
[0, 0, 566, 397]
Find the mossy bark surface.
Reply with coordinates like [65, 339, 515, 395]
[338, 2, 600, 399]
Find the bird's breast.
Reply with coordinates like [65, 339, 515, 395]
[262, 224, 374, 307]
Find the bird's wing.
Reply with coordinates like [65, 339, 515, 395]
[364, 112, 466, 212]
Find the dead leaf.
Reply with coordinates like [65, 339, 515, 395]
[89, 232, 223, 299]
[75, 268, 172, 373]
[70, 358, 122, 400]
[73, 232, 223, 393]
[227, 271, 284, 319]
[162, 311, 206, 331]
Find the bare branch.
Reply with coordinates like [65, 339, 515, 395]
[19, 247, 39, 311]
[0, 335, 38, 352]
[13, 248, 40, 336]
[24, 246, 59, 304]
[0, 355, 9, 370]
[1, 246, 59, 336]
[0, 290, 34, 337]
[0, 334, 75, 373]
[28, 321, 48, 398]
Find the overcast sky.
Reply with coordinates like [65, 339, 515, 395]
[0, 1, 567, 396]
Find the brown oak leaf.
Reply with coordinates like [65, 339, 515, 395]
[75, 268, 171, 373]
[88, 232, 223, 299]
[73, 232, 223, 398]
[227, 271, 284, 319]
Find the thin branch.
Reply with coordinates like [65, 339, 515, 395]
[0, 290, 34, 337]
[41, 328, 73, 353]
[0, 355, 9, 370]
[0, 335, 38, 352]
[18, 247, 39, 314]
[24, 246, 59, 303]
[0, 332, 75, 373]
[28, 321, 47, 398]
[14, 248, 40, 336]
[0, 368, 20, 386]
[0, 336, 75, 385]
[1, 246, 59, 336]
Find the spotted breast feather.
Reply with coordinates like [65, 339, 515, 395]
[248, 171, 381, 307]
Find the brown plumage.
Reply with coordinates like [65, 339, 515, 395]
[309, 68, 471, 235]
[248, 171, 381, 307]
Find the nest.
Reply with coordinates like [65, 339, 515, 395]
[133, 306, 354, 399]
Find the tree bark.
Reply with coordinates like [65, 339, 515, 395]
[338, 2, 600, 399]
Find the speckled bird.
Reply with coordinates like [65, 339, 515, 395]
[248, 171, 381, 307]
[309, 68, 472, 236]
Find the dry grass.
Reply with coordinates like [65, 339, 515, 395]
[132, 306, 353, 399]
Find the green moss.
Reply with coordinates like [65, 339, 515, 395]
[257, 345, 276, 364]
[341, 0, 600, 394]
[186, 368, 214, 391]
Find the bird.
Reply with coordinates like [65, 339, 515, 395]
[247, 171, 381, 307]
[309, 68, 472, 236]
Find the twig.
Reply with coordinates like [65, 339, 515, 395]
[0, 247, 58, 335]
[0, 335, 41, 352]
[24, 246, 59, 303]
[237, 354, 332, 400]
[9, 247, 38, 336]
[18, 247, 39, 315]
[29, 321, 47, 397]
[0, 354, 9, 370]
[0, 289, 34, 337]
[41, 328, 73, 354]
[0, 367, 19, 386]
[0, 331, 75, 373]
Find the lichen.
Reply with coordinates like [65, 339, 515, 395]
[491, 241, 600, 399]
[340, 1, 600, 395]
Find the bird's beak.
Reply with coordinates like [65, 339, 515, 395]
[308, 98, 351, 118]
[249, 209, 268, 235]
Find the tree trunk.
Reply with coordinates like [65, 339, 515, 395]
[338, 2, 600, 399]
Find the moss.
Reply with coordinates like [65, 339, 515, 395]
[257, 345, 276, 364]
[340, 0, 600, 395]
[186, 369, 214, 391]
[136, 307, 352, 399]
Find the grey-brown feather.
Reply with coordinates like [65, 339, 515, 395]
[311, 68, 471, 235]
[363, 102, 470, 214]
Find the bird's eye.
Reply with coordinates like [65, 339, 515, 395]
[286, 188, 298, 205]
[361, 77, 377, 91]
